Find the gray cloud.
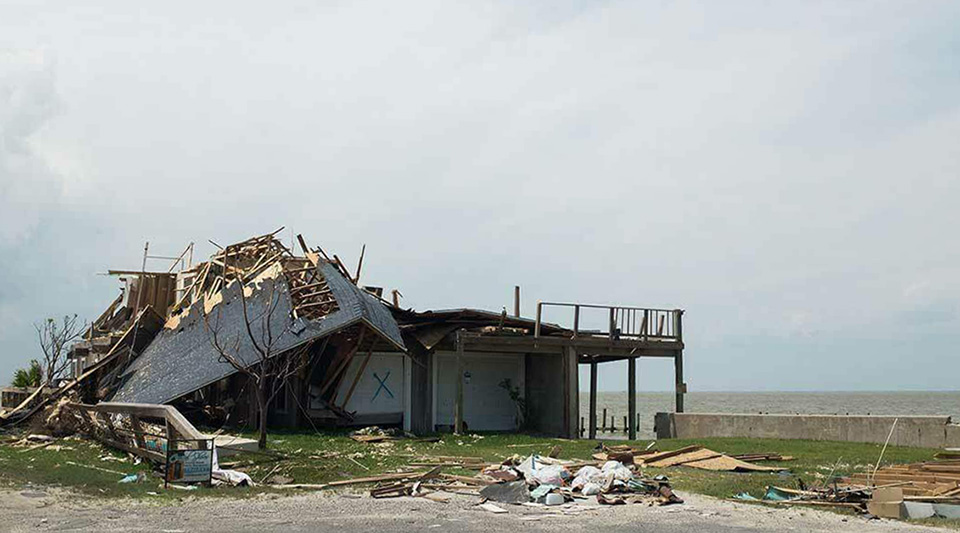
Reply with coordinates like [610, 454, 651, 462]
[0, 1, 958, 391]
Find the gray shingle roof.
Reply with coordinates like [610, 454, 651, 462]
[111, 262, 404, 405]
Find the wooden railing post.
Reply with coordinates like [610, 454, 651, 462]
[130, 415, 147, 449]
[572, 305, 580, 338]
[674, 309, 683, 341]
[534, 302, 542, 338]
[609, 307, 616, 340]
[514, 286, 520, 318]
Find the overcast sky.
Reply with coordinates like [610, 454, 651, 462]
[1, 1, 958, 392]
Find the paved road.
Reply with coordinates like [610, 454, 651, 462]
[1, 488, 948, 532]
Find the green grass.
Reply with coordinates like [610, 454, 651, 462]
[0, 429, 943, 506]
[0, 434, 166, 499]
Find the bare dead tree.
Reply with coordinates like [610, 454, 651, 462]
[34, 314, 84, 386]
[203, 272, 309, 450]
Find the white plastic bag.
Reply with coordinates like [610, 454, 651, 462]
[582, 482, 602, 495]
[571, 465, 603, 490]
[601, 460, 633, 481]
[532, 464, 567, 486]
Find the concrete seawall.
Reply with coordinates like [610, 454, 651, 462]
[654, 412, 960, 449]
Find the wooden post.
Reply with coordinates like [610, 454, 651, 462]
[628, 357, 637, 440]
[573, 305, 580, 338]
[454, 330, 464, 435]
[513, 286, 520, 317]
[608, 308, 616, 340]
[130, 415, 147, 449]
[622, 416, 627, 434]
[580, 417, 585, 437]
[562, 345, 577, 438]
[534, 303, 542, 338]
[562, 348, 569, 437]
[602, 408, 607, 431]
[588, 360, 597, 439]
[674, 309, 684, 341]
[674, 351, 684, 413]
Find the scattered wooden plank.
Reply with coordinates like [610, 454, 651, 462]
[638, 445, 703, 465]
[479, 503, 507, 514]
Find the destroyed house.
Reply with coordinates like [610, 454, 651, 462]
[8, 230, 686, 439]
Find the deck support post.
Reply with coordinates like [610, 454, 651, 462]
[588, 359, 598, 439]
[455, 329, 464, 435]
[628, 357, 637, 440]
[562, 345, 578, 438]
[674, 351, 684, 413]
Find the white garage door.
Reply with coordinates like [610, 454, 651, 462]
[434, 352, 523, 431]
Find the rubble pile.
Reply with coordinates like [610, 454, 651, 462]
[358, 443, 684, 511]
[734, 452, 960, 520]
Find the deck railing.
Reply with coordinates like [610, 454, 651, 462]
[534, 302, 683, 341]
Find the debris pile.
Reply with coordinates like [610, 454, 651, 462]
[734, 453, 960, 520]
[358, 447, 684, 511]
[349, 426, 403, 443]
[481, 452, 683, 507]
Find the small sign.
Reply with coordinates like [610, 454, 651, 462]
[165, 439, 213, 485]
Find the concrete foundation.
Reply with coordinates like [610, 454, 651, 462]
[655, 412, 960, 449]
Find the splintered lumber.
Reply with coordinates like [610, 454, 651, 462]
[407, 462, 486, 470]
[369, 466, 442, 498]
[273, 471, 427, 491]
[371, 482, 411, 498]
[841, 457, 960, 499]
[414, 465, 443, 482]
[763, 500, 863, 510]
[350, 434, 398, 443]
[479, 503, 508, 514]
[326, 472, 420, 487]
[396, 454, 484, 464]
[439, 473, 494, 486]
[638, 445, 703, 465]
[732, 453, 795, 463]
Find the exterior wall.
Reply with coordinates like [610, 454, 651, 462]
[432, 351, 524, 431]
[333, 353, 406, 416]
[524, 353, 564, 436]
[655, 413, 960, 449]
[407, 350, 432, 434]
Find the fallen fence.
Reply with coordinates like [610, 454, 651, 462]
[63, 402, 256, 463]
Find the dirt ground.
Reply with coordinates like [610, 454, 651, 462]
[0, 488, 951, 533]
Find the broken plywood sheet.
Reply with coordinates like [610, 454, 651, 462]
[643, 447, 719, 468]
[683, 453, 786, 472]
[644, 447, 786, 472]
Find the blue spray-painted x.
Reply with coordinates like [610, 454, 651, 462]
[372, 371, 394, 401]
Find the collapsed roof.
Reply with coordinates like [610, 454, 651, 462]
[111, 232, 404, 405]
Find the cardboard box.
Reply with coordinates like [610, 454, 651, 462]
[867, 487, 906, 519]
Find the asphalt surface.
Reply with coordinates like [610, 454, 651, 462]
[1, 488, 950, 532]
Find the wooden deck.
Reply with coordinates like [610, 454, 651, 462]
[454, 302, 686, 441]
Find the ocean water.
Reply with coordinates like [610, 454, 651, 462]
[578, 391, 960, 439]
